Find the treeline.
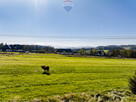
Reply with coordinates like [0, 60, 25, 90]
[1, 43, 136, 58]
[23, 45, 55, 53]
[96, 45, 136, 50]
[74, 48, 102, 55]
[73, 48, 136, 58]
[109, 49, 136, 58]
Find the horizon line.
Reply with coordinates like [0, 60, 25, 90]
[1, 35, 136, 39]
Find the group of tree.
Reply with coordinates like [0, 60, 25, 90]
[109, 49, 136, 58]
[75, 48, 136, 58]
[96, 45, 123, 50]
[75, 48, 101, 56]
[23, 45, 55, 53]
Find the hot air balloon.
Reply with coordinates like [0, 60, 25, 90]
[63, 0, 73, 12]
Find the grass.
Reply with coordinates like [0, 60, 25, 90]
[0, 53, 136, 101]
[35, 91, 131, 102]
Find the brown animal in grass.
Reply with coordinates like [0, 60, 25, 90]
[41, 66, 49, 73]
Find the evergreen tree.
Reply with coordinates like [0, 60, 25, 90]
[0, 43, 4, 48]
[79, 48, 85, 55]
[89, 48, 93, 55]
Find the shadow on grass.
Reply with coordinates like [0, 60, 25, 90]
[42, 72, 50, 75]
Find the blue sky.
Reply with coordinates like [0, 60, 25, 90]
[0, 0, 136, 48]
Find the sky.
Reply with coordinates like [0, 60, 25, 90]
[0, 0, 136, 48]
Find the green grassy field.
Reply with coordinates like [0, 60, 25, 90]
[0, 53, 136, 101]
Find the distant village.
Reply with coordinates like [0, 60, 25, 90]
[1, 43, 136, 58]
[0, 44, 106, 56]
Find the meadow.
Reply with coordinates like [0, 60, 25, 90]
[0, 53, 136, 101]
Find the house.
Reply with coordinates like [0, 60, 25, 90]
[10, 45, 23, 52]
[95, 50, 106, 56]
[1, 45, 12, 52]
[0, 45, 23, 52]
[73, 51, 80, 55]
[56, 49, 73, 55]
